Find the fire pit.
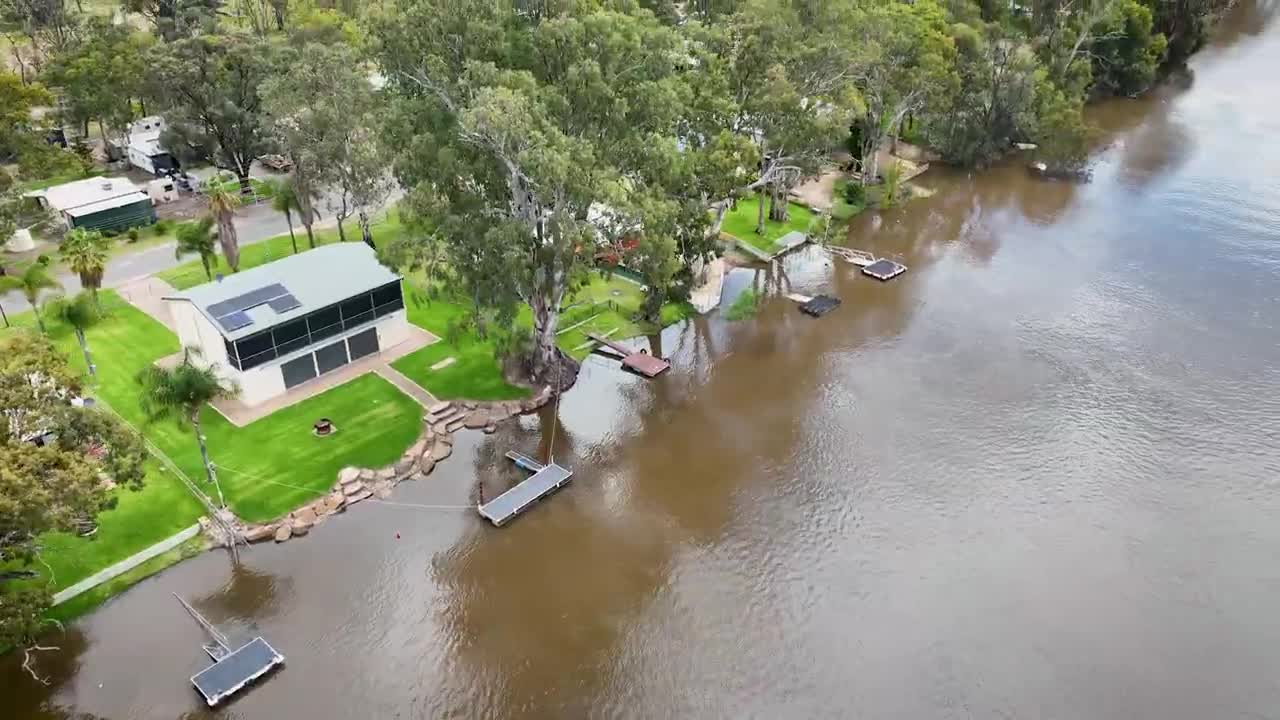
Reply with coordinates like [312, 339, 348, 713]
[313, 418, 336, 437]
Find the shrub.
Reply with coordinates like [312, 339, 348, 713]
[127, 227, 141, 242]
[153, 219, 172, 235]
[724, 289, 759, 321]
[843, 181, 866, 206]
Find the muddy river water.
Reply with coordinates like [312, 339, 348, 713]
[6, 4, 1280, 718]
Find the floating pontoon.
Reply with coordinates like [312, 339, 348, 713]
[477, 452, 575, 526]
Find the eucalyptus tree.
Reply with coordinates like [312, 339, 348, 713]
[374, 0, 708, 381]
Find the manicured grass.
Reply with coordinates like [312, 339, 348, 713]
[34, 458, 205, 591]
[724, 288, 759, 321]
[720, 196, 815, 255]
[393, 283, 530, 401]
[159, 211, 407, 290]
[5, 292, 424, 524]
[48, 536, 209, 625]
[555, 273, 693, 356]
[392, 272, 693, 400]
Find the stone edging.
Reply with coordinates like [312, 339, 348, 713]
[239, 387, 555, 544]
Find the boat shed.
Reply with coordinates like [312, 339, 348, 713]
[26, 177, 156, 232]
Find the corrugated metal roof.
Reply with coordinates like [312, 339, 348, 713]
[64, 192, 151, 217]
[164, 243, 401, 340]
[30, 176, 147, 212]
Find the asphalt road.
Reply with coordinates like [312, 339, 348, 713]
[1, 189, 397, 315]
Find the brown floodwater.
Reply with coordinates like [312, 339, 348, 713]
[7, 4, 1280, 718]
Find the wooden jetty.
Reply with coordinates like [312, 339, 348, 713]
[175, 594, 284, 707]
[586, 332, 670, 378]
[477, 452, 574, 526]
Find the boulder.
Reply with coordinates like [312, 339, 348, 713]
[427, 400, 452, 414]
[291, 521, 311, 536]
[420, 458, 436, 477]
[347, 489, 373, 505]
[483, 424, 497, 434]
[358, 468, 377, 481]
[274, 525, 292, 542]
[376, 466, 396, 480]
[445, 419, 466, 433]
[244, 524, 276, 543]
[338, 466, 361, 485]
[438, 432, 454, 447]
[405, 439, 428, 459]
[343, 482, 367, 497]
[431, 440, 453, 462]
[321, 492, 346, 514]
[395, 459, 416, 476]
[374, 485, 393, 499]
[463, 401, 478, 410]
[464, 412, 491, 429]
[293, 507, 318, 526]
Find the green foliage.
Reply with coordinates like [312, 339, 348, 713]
[1091, 0, 1168, 96]
[0, 70, 53, 161]
[174, 216, 217, 281]
[0, 332, 148, 646]
[0, 262, 62, 332]
[136, 348, 237, 427]
[17, 142, 93, 185]
[146, 33, 284, 185]
[842, 179, 866, 207]
[42, 19, 149, 143]
[724, 288, 759, 321]
[152, 218, 172, 235]
[60, 228, 109, 300]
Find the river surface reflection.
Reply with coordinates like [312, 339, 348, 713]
[5, 3, 1280, 717]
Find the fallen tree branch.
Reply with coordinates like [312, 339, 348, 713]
[22, 643, 60, 685]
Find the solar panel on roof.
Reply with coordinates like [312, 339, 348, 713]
[206, 283, 290, 317]
[215, 310, 253, 331]
[266, 294, 300, 313]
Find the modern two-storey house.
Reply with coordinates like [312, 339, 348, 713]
[163, 243, 409, 407]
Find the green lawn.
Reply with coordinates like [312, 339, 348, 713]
[392, 273, 692, 401]
[5, 292, 424, 524]
[159, 211, 406, 290]
[719, 196, 815, 256]
[393, 282, 530, 401]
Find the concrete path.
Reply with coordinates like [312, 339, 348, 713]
[53, 524, 201, 606]
[115, 276, 180, 331]
[374, 365, 439, 409]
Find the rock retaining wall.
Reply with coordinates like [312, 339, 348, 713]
[241, 389, 554, 543]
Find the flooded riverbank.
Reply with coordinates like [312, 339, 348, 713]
[6, 3, 1280, 717]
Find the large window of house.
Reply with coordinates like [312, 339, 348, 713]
[222, 281, 405, 372]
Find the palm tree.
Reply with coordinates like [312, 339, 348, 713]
[50, 291, 100, 376]
[60, 228, 110, 309]
[267, 177, 301, 254]
[175, 217, 218, 281]
[0, 262, 63, 333]
[205, 181, 242, 273]
[136, 348, 239, 508]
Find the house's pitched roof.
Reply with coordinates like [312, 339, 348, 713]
[164, 243, 401, 340]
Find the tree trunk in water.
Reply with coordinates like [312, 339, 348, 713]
[75, 328, 95, 376]
[755, 185, 767, 235]
[285, 211, 297, 254]
[192, 415, 227, 508]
